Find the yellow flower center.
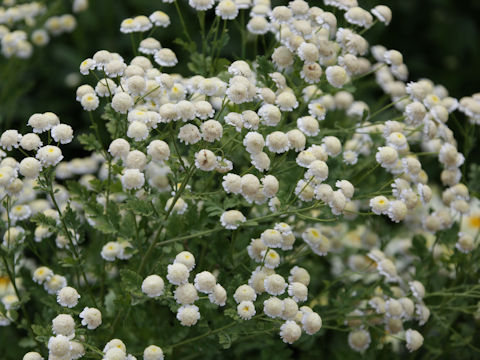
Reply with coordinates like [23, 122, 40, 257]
[469, 216, 480, 228]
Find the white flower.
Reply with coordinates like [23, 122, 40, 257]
[302, 312, 322, 335]
[112, 92, 134, 114]
[174, 283, 198, 305]
[51, 124, 74, 144]
[176, 305, 200, 326]
[154, 48, 178, 67]
[150, 11, 171, 27]
[19, 133, 42, 151]
[109, 139, 130, 159]
[121, 169, 145, 190]
[52, 314, 75, 338]
[33, 266, 53, 284]
[167, 263, 190, 285]
[208, 284, 227, 306]
[0, 130, 22, 150]
[142, 275, 165, 298]
[194, 149, 217, 171]
[289, 266, 310, 286]
[101, 241, 122, 261]
[264, 297, 284, 318]
[144, 345, 164, 360]
[279, 320, 301, 344]
[234, 285, 256, 303]
[48, 335, 71, 357]
[127, 121, 149, 141]
[79, 307, 102, 329]
[215, 0, 238, 20]
[348, 329, 371, 352]
[260, 229, 283, 248]
[405, 329, 424, 352]
[266, 131, 290, 153]
[264, 274, 287, 296]
[288, 282, 308, 302]
[194, 271, 216, 294]
[237, 300, 256, 320]
[36, 146, 63, 166]
[220, 210, 246, 229]
[57, 286, 80, 308]
[19, 158, 42, 179]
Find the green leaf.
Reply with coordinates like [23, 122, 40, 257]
[30, 213, 57, 228]
[119, 269, 143, 296]
[78, 133, 102, 152]
[122, 198, 153, 217]
[173, 38, 197, 52]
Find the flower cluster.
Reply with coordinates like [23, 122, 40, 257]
[0, 0, 88, 58]
[0, 0, 479, 359]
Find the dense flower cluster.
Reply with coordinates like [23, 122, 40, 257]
[0, 0, 479, 359]
[0, 0, 88, 58]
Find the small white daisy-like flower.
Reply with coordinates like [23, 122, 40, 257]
[33, 266, 54, 284]
[409, 280, 425, 300]
[237, 300, 256, 320]
[142, 275, 165, 298]
[279, 320, 302, 344]
[348, 329, 371, 352]
[262, 249, 281, 269]
[19, 133, 42, 151]
[194, 149, 217, 171]
[120, 169, 145, 190]
[234, 285, 257, 303]
[297, 116, 319, 136]
[216, 0, 238, 19]
[0, 130, 22, 150]
[150, 11, 171, 27]
[139, 37, 161, 55]
[264, 297, 284, 318]
[36, 145, 63, 166]
[220, 210, 246, 229]
[264, 274, 287, 296]
[377, 258, 398, 282]
[112, 92, 134, 114]
[127, 121, 149, 141]
[10, 204, 32, 221]
[177, 304, 200, 326]
[57, 286, 80, 308]
[51, 124, 74, 144]
[370, 195, 390, 215]
[52, 314, 75, 338]
[79, 307, 102, 329]
[167, 263, 190, 285]
[288, 282, 308, 303]
[266, 131, 290, 154]
[194, 271, 217, 294]
[154, 48, 178, 67]
[48, 335, 71, 357]
[144, 345, 164, 360]
[174, 251, 196, 271]
[289, 266, 310, 286]
[79, 58, 96, 75]
[260, 229, 283, 248]
[405, 329, 424, 352]
[302, 312, 322, 335]
[208, 284, 227, 306]
[101, 241, 121, 261]
[174, 283, 198, 305]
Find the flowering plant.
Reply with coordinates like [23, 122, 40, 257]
[1, 0, 480, 359]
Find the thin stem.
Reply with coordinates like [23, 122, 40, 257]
[137, 163, 196, 274]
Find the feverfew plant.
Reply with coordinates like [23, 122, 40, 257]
[0, 0, 480, 359]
